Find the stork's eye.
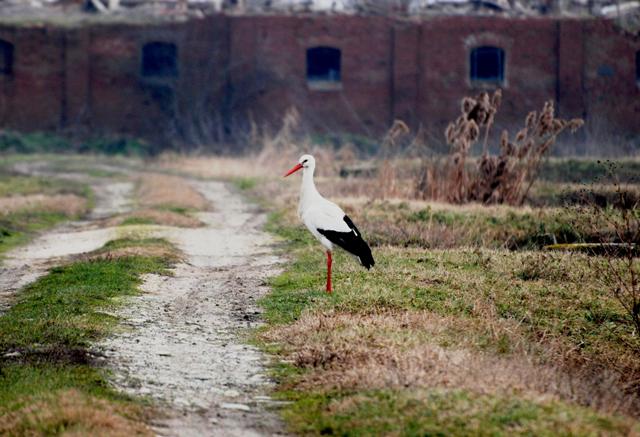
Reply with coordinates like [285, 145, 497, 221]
[302, 159, 308, 164]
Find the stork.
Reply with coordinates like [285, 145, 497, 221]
[284, 154, 374, 293]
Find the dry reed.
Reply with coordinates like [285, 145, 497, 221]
[416, 90, 583, 205]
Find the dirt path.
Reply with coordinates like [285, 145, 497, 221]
[98, 181, 286, 436]
[1, 163, 287, 435]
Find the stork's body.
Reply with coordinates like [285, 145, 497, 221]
[285, 155, 374, 292]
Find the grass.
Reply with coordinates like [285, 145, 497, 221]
[233, 177, 259, 191]
[0, 173, 92, 199]
[0, 237, 177, 435]
[0, 173, 93, 257]
[136, 173, 208, 211]
[280, 389, 633, 437]
[0, 211, 73, 256]
[112, 208, 203, 228]
[0, 249, 171, 351]
[257, 208, 640, 435]
[0, 130, 154, 156]
[539, 158, 640, 184]
[323, 198, 633, 250]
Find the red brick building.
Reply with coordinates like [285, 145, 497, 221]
[0, 14, 638, 150]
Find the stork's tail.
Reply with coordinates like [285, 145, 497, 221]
[358, 242, 375, 270]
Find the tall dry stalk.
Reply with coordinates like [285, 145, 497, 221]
[417, 90, 583, 205]
[442, 90, 501, 202]
[374, 120, 410, 199]
[255, 106, 341, 177]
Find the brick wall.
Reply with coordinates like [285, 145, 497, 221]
[0, 15, 638, 149]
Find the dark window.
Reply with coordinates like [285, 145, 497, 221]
[470, 46, 505, 83]
[306, 46, 341, 82]
[142, 42, 177, 78]
[636, 51, 640, 82]
[0, 40, 14, 75]
[598, 64, 615, 78]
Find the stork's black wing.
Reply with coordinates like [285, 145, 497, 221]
[317, 215, 375, 269]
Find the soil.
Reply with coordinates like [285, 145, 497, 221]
[0, 162, 287, 436]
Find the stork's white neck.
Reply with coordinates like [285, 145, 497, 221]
[299, 166, 322, 215]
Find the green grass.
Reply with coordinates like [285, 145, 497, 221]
[0, 130, 155, 156]
[99, 237, 176, 252]
[0, 173, 92, 198]
[358, 201, 626, 250]
[0, 254, 171, 351]
[0, 238, 177, 433]
[280, 389, 633, 437]
[0, 363, 131, 413]
[263, 232, 637, 359]
[119, 216, 156, 226]
[258, 212, 640, 436]
[539, 158, 640, 183]
[0, 174, 93, 257]
[233, 177, 259, 191]
[0, 211, 79, 257]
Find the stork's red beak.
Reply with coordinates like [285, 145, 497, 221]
[284, 163, 303, 177]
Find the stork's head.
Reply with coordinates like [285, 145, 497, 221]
[284, 154, 315, 177]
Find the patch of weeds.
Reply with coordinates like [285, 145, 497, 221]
[278, 388, 637, 436]
[92, 237, 180, 262]
[233, 177, 258, 191]
[119, 217, 156, 226]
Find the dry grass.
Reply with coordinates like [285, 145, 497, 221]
[107, 208, 203, 228]
[157, 108, 341, 181]
[0, 194, 88, 217]
[263, 307, 638, 417]
[84, 245, 181, 262]
[136, 173, 208, 211]
[157, 154, 262, 180]
[0, 389, 152, 436]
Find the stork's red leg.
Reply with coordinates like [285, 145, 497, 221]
[326, 250, 333, 293]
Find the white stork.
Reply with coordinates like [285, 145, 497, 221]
[284, 154, 375, 293]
